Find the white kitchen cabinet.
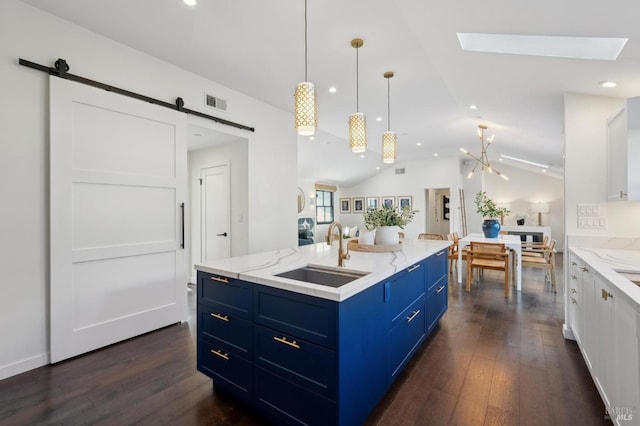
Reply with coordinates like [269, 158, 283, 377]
[606, 96, 640, 201]
[569, 250, 640, 426]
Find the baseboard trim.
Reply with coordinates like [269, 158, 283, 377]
[562, 323, 575, 340]
[0, 352, 49, 381]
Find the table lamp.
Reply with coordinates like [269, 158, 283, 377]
[531, 202, 549, 226]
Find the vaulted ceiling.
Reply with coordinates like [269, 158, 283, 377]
[22, 0, 640, 186]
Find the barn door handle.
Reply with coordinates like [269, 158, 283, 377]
[180, 203, 185, 249]
[217, 232, 228, 237]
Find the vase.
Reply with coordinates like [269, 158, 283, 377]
[375, 226, 399, 245]
[359, 229, 375, 245]
[482, 219, 501, 238]
[516, 218, 525, 226]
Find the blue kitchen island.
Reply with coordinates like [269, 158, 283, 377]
[195, 238, 450, 426]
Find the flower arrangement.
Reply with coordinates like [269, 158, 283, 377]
[363, 205, 417, 230]
[474, 191, 510, 219]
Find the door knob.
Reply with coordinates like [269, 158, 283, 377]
[216, 232, 228, 237]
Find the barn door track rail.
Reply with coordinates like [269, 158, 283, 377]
[19, 57, 255, 133]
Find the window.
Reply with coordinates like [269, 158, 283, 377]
[316, 190, 334, 224]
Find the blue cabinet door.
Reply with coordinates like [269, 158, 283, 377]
[388, 294, 427, 380]
[427, 275, 448, 333]
[198, 272, 251, 320]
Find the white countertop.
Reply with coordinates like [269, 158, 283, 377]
[195, 239, 451, 302]
[570, 247, 640, 310]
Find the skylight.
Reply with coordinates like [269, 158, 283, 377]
[457, 33, 628, 60]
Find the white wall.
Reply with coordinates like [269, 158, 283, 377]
[337, 156, 462, 239]
[462, 161, 565, 249]
[189, 139, 249, 283]
[564, 93, 640, 239]
[0, 0, 296, 379]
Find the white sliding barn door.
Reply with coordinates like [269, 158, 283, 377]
[49, 77, 187, 363]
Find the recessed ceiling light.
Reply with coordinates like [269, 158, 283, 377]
[501, 154, 549, 168]
[328, 87, 337, 93]
[376, 117, 382, 121]
[433, 153, 438, 157]
[360, 154, 365, 158]
[469, 105, 478, 110]
[416, 142, 422, 146]
[309, 136, 315, 140]
[184, 0, 197, 6]
[457, 33, 628, 60]
[600, 81, 617, 88]
[376, 166, 380, 170]
[542, 169, 547, 173]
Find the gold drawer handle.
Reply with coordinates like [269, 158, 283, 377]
[273, 336, 301, 349]
[406, 309, 421, 322]
[407, 264, 421, 272]
[602, 288, 614, 301]
[580, 267, 588, 273]
[570, 298, 577, 304]
[571, 261, 577, 266]
[210, 276, 229, 283]
[211, 313, 229, 322]
[571, 275, 577, 280]
[211, 349, 229, 360]
[571, 289, 577, 294]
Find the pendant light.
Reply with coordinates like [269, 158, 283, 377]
[382, 71, 396, 164]
[294, 0, 317, 136]
[349, 38, 367, 153]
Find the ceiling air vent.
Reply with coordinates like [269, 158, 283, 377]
[204, 93, 228, 112]
[395, 168, 405, 175]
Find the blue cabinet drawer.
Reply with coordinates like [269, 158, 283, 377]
[198, 304, 251, 356]
[426, 249, 447, 284]
[253, 285, 337, 349]
[427, 276, 448, 333]
[254, 325, 336, 400]
[197, 337, 252, 405]
[198, 272, 251, 320]
[386, 263, 426, 329]
[388, 295, 426, 380]
[254, 366, 336, 426]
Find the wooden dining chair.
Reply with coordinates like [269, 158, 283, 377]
[466, 241, 511, 298]
[418, 233, 444, 240]
[446, 233, 467, 273]
[521, 239, 557, 292]
[521, 236, 550, 258]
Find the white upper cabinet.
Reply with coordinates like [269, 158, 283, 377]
[607, 97, 640, 201]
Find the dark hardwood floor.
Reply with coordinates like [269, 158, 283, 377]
[0, 253, 611, 425]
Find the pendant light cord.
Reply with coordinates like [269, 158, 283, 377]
[387, 77, 391, 131]
[304, 0, 308, 81]
[355, 47, 359, 112]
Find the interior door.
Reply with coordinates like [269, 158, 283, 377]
[201, 164, 230, 262]
[49, 77, 187, 363]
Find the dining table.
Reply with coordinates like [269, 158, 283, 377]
[457, 233, 523, 292]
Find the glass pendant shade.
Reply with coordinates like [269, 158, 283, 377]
[295, 81, 317, 136]
[382, 131, 397, 163]
[349, 112, 367, 153]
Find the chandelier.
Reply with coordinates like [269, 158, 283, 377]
[460, 125, 509, 180]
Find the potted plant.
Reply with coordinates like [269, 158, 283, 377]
[514, 212, 528, 226]
[363, 205, 417, 245]
[474, 191, 510, 238]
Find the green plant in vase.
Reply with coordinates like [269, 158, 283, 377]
[474, 191, 509, 238]
[363, 205, 417, 244]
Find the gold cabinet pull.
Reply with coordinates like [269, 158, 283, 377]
[274, 336, 301, 349]
[602, 288, 614, 301]
[580, 267, 588, 273]
[211, 349, 229, 360]
[571, 261, 577, 266]
[571, 275, 577, 280]
[406, 310, 421, 322]
[211, 312, 229, 322]
[570, 297, 577, 304]
[210, 276, 229, 283]
[407, 264, 421, 272]
[571, 288, 577, 294]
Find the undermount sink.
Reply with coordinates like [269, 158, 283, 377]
[614, 269, 640, 286]
[274, 265, 369, 288]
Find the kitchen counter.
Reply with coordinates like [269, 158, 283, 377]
[570, 247, 640, 310]
[195, 239, 450, 302]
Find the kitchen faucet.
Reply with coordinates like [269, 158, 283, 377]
[326, 222, 350, 267]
